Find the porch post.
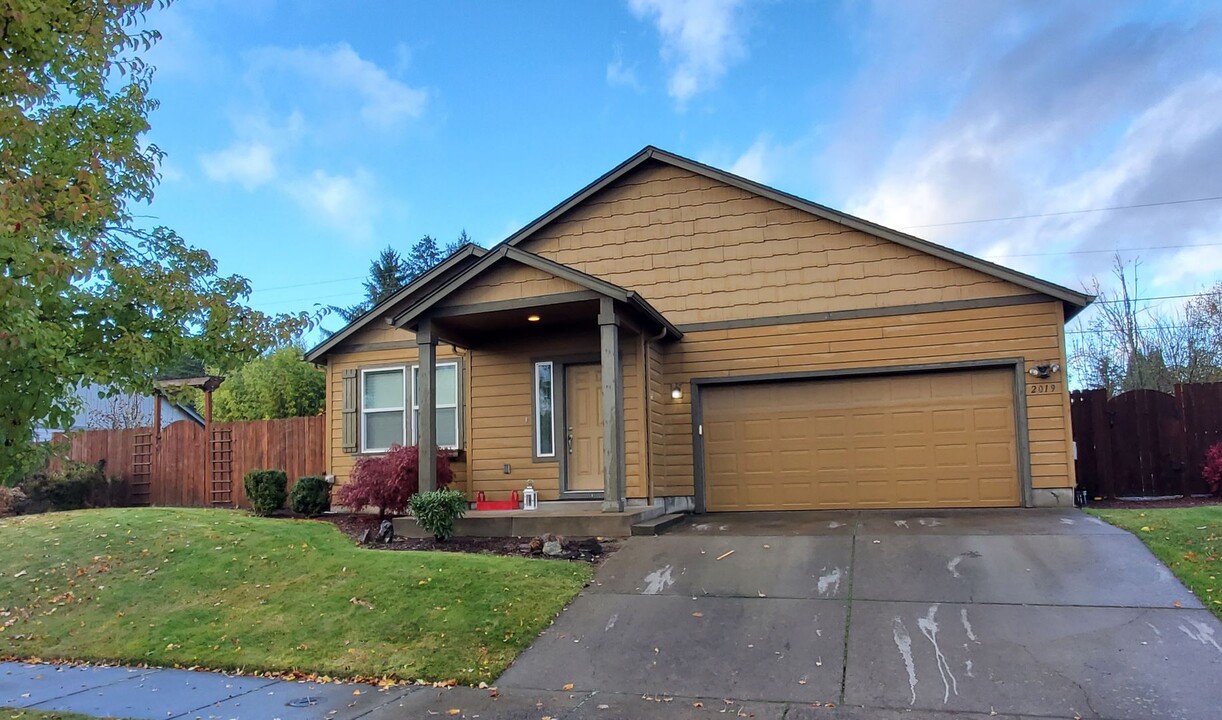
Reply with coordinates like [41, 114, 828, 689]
[599, 298, 626, 512]
[417, 318, 438, 494]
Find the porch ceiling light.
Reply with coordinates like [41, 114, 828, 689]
[527, 314, 541, 322]
[671, 384, 683, 400]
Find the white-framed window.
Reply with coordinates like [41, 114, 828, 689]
[411, 361, 460, 449]
[535, 361, 555, 458]
[360, 367, 406, 453]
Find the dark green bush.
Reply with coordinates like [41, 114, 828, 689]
[18, 461, 100, 512]
[408, 488, 468, 541]
[290, 475, 332, 515]
[244, 469, 288, 516]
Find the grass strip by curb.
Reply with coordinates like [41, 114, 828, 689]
[1087, 506, 1221, 620]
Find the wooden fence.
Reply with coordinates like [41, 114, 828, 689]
[57, 416, 326, 508]
[1071, 383, 1222, 498]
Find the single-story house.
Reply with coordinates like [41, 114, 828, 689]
[307, 146, 1091, 520]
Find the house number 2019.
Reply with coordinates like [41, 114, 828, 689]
[1029, 383, 1058, 394]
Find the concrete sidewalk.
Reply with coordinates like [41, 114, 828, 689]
[1, 659, 1041, 719]
[0, 661, 414, 719]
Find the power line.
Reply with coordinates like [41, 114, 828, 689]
[249, 238, 1218, 300]
[1065, 323, 1193, 336]
[1088, 292, 1201, 305]
[995, 242, 1222, 259]
[253, 275, 365, 294]
[901, 195, 1222, 229]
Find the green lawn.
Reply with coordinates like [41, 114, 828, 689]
[1088, 506, 1222, 619]
[0, 508, 591, 684]
[1, 709, 125, 720]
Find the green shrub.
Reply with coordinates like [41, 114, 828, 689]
[244, 469, 287, 516]
[18, 461, 99, 512]
[290, 475, 332, 515]
[408, 488, 468, 541]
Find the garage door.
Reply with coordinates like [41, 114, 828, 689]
[702, 369, 1020, 511]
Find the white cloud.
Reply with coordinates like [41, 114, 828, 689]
[628, 0, 747, 104]
[286, 168, 379, 244]
[607, 42, 642, 90]
[199, 141, 277, 189]
[828, 3, 1222, 301]
[250, 43, 426, 129]
[729, 136, 775, 185]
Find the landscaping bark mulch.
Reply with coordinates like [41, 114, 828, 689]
[319, 512, 619, 564]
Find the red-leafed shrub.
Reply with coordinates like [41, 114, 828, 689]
[336, 445, 454, 518]
[1203, 442, 1222, 496]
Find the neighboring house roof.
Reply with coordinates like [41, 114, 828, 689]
[305, 244, 487, 363]
[501, 146, 1094, 318]
[33, 385, 204, 441]
[165, 393, 206, 425]
[390, 245, 683, 339]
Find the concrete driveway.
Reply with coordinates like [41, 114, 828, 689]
[498, 509, 1222, 719]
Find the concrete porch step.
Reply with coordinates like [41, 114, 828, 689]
[630, 513, 686, 536]
[393, 501, 667, 538]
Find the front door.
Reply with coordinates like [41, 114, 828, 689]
[565, 364, 604, 493]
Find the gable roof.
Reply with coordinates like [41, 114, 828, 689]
[503, 146, 1094, 318]
[305, 244, 487, 362]
[391, 245, 683, 339]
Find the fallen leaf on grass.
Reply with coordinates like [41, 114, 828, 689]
[350, 597, 374, 609]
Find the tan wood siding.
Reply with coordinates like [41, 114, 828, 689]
[342, 321, 415, 346]
[644, 337, 664, 501]
[326, 343, 470, 494]
[652, 300, 1073, 498]
[519, 162, 1028, 327]
[443, 261, 586, 307]
[703, 369, 1019, 511]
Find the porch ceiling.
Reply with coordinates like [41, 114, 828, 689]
[431, 296, 603, 347]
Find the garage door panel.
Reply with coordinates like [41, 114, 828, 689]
[704, 369, 1020, 511]
[931, 408, 968, 432]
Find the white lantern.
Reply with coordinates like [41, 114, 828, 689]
[523, 481, 538, 511]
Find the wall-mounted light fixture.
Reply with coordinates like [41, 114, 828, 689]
[527, 314, 541, 322]
[671, 384, 683, 400]
[1028, 363, 1062, 379]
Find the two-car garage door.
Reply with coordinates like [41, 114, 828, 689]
[701, 368, 1020, 511]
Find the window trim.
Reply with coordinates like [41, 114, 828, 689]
[411, 360, 462, 450]
[534, 361, 556, 459]
[359, 366, 407, 454]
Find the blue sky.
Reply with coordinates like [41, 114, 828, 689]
[141, 0, 1222, 337]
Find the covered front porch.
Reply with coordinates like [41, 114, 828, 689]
[393, 245, 682, 523]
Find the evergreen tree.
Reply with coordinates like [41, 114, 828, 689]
[334, 245, 412, 322]
[330, 232, 478, 329]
